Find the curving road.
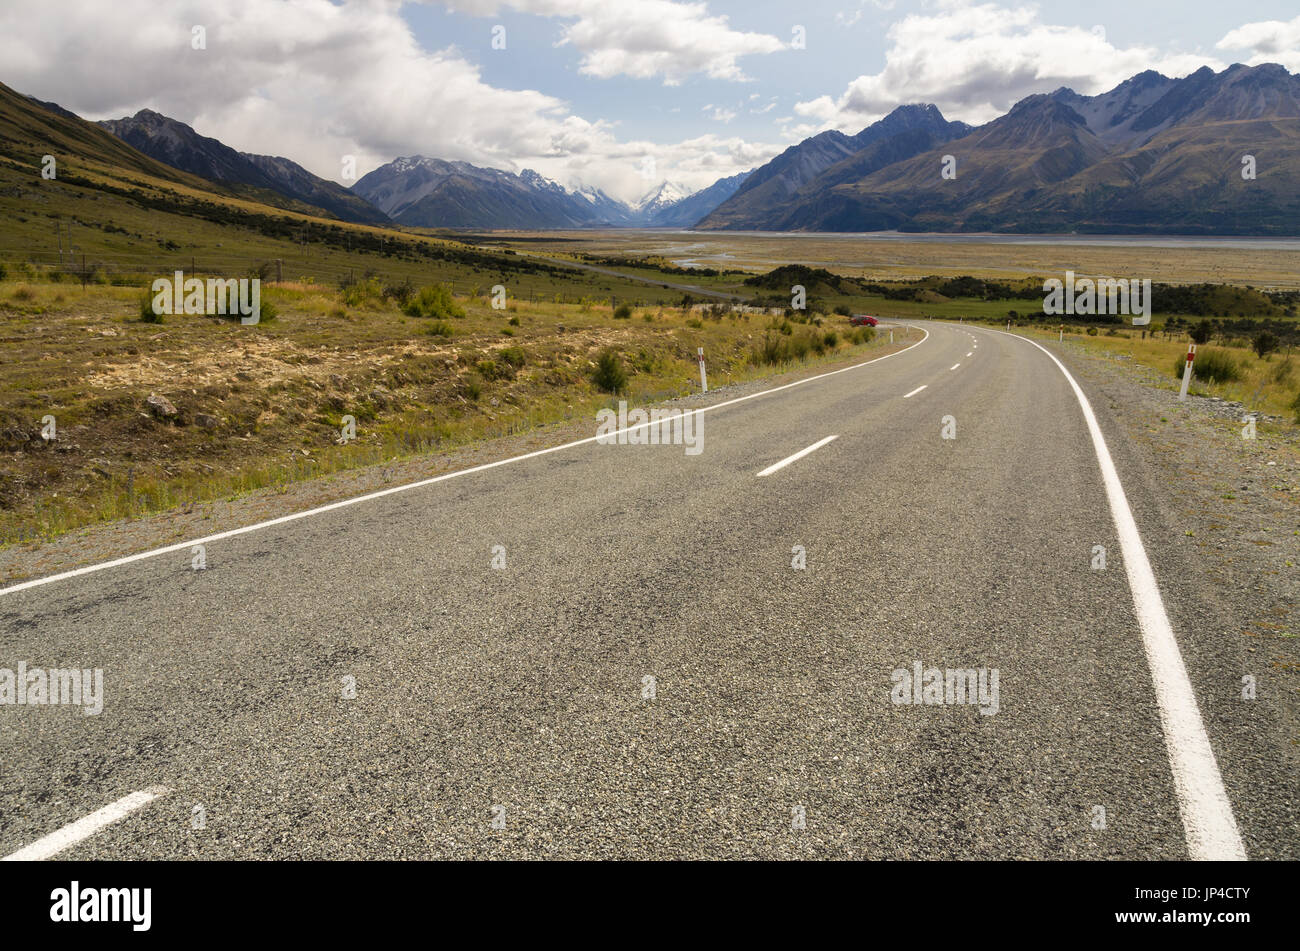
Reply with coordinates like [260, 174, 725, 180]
[0, 321, 1286, 859]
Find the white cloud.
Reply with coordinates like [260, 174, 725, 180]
[436, 0, 786, 84]
[795, 0, 1225, 133]
[0, 0, 776, 202]
[1218, 15, 1300, 71]
[704, 105, 737, 122]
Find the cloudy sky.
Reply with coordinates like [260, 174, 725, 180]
[2, 0, 1297, 202]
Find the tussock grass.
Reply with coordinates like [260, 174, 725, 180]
[1018, 324, 1300, 422]
[1171, 348, 1241, 384]
[0, 280, 913, 544]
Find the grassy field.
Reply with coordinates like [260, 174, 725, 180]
[1005, 322, 1300, 421]
[495, 230, 1300, 289]
[0, 274, 892, 545]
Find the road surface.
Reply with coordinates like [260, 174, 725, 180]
[0, 321, 1284, 859]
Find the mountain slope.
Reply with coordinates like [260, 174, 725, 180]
[353, 157, 604, 229]
[698, 104, 970, 229]
[0, 81, 206, 187]
[0, 81, 342, 224]
[98, 110, 389, 225]
[695, 130, 858, 229]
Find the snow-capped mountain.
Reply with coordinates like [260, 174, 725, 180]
[633, 180, 693, 215]
[568, 182, 639, 225]
[353, 156, 750, 229]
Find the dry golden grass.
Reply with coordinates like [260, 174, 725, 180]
[500, 230, 1300, 289]
[0, 278, 904, 544]
[1017, 324, 1300, 420]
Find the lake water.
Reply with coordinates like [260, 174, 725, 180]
[665, 230, 1300, 251]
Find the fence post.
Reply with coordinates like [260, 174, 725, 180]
[1178, 344, 1196, 401]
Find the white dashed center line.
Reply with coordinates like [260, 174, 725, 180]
[903, 385, 927, 398]
[757, 435, 839, 477]
[3, 786, 171, 861]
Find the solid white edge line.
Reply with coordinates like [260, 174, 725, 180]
[756, 435, 839, 477]
[1, 327, 932, 597]
[902, 385, 927, 398]
[2, 786, 170, 861]
[984, 324, 1246, 861]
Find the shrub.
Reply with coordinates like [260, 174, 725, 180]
[139, 290, 163, 323]
[507, 316, 520, 326]
[1252, 331, 1279, 360]
[751, 327, 835, 366]
[0, 262, 7, 281]
[383, 278, 415, 307]
[250, 261, 277, 283]
[1171, 348, 1240, 384]
[498, 346, 526, 369]
[1190, 320, 1214, 345]
[613, 303, 633, 319]
[425, 320, 454, 338]
[833, 304, 851, 316]
[592, 350, 627, 394]
[823, 331, 839, 349]
[404, 284, 465, 319]
[341, 277, 383, 308]
[476, 359, 514, 382]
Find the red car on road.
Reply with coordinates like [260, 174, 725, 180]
[849, 314, 879, 327]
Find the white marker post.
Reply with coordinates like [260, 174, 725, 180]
[1059, 325, 1063, 343]
[1179, 343, 1196, 401]
[697, 347, 708, 393]
[889, 330, 894, 344]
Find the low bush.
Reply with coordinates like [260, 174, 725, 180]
[404, 284, 465, 319]
[1171, 348, 1240, 384]
[591, 350, 627, 394]
[139, 290, 163, 323]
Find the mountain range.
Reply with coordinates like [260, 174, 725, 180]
[8, 61, 1299, 235]
[698, 63, 1300, 234]
[348, 157, 750, 229]
[88, 107, 749, 230]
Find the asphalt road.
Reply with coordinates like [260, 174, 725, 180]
[0, 321, 1288, 859]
